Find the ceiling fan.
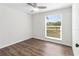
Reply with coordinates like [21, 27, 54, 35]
[27, 3, 47, 9]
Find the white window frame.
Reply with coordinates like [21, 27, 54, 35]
[45, 15, 62, 40]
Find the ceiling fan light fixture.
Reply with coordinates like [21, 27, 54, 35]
[33, 7, 39, 11]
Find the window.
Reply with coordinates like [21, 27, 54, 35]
[45, 15, 62, 40]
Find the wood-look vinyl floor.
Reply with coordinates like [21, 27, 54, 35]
[0, 38, 73, 56]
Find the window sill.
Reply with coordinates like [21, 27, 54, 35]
[45, 36, 62, 40]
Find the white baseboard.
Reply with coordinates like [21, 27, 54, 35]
[0, 36, 31, 49]
[32, 35, 72, 47]
[0, 35, 72, 49]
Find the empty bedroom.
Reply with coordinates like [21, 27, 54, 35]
[0, 3, 74, 56]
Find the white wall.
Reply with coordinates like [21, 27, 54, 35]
[0, 5, 32, 48]
[32, 7, 72, 46]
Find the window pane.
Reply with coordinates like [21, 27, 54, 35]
[47, 30, 60, 38]
[47, 22, 61, 26]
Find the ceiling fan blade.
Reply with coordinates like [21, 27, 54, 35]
[37, 6, 47, 9]
[27, 3, 37, 7]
